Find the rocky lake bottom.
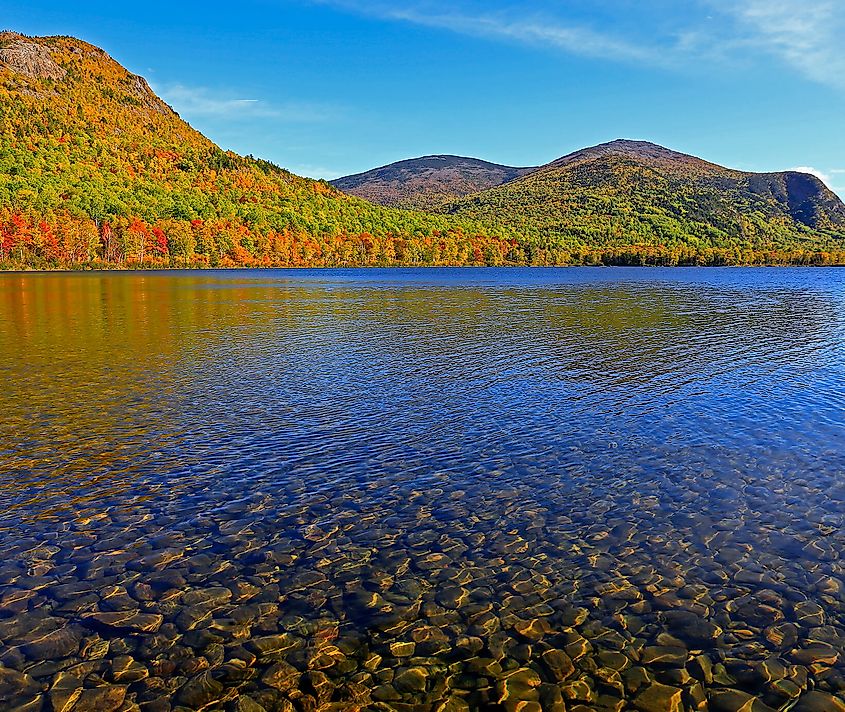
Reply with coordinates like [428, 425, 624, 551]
[2, 267, 845, 712]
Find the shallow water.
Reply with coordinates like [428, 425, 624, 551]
[1, 267, 845, 712]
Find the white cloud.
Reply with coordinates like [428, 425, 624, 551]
[792, 166, 832, 185]
[153, 83, 337, 122]
[286, 164, 345, 180]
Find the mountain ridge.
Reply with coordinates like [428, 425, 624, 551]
[336, 139, 845, 250]
[1, 31, 844, 268]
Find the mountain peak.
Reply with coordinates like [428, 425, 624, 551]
[334, 139, 845, 233]
[345, 154, 532, 173]
[0, 33, 174, 115]
[547, 139, 712, 170]
[332, 155, 536, 210]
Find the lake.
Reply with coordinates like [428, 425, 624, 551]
[2, 267, 845, 712]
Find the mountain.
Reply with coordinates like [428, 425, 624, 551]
[538, 140, 845, 232]
[0, 32, 514, 268]
[442, 139, 845, 255]
[332, 155, 535, 211]
[340, 140, 845, 263]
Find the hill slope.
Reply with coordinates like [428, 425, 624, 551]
[0, 32, 516, 268]
[332, 155, 535, 211]
[441, 140, 845, 259]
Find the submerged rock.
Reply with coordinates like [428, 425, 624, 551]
[0, 668, 42, 704]
[497, 668, 541, 704]
[393, 666, 428, 694]
[792, 691, 845, 712]
[261, 661, 299, 692]
[541, 649, 574, 682]
[73, 685, 126, 712]
[634, 682, 682, 712]
[109, 654, 149, 683]
[82, 611, 163, 633]
[641, 646, 687, 667]
[19, 624, 81, 660]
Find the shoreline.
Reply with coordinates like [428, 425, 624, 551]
[1, 263, 844, 274]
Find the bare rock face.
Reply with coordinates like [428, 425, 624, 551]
[0, 37, 66, 80]
[127, 72, 173, 115]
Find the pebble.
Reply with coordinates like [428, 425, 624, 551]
[393, 666, 428, 694]
[73, 685, 127, 712]
[389, 641, 416, 657]
[641, 646, 687, 667]
[5, 398, 845, 712]
[541, 649, 575, 682]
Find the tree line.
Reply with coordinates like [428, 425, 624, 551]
[3, 209, 844, 269]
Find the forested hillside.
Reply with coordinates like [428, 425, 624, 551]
[0, 32, 518, 269]
[441, 140, 845, 263]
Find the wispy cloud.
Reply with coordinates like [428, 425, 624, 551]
[316, 0, 677, 64]
[718, 0, 845, 89]
[153, 83, 338, 122]
[789, 167, 845, 198]
[316, 0, 845, 90]
[372, 6, 657, 64]
[825, 169, 845, 199]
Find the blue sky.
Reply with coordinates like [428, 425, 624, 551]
[4, 0, 844, 196]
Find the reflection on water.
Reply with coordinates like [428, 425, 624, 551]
[1, 267, 845, 712]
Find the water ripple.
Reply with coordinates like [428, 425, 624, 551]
[1, 268, 845, 711]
